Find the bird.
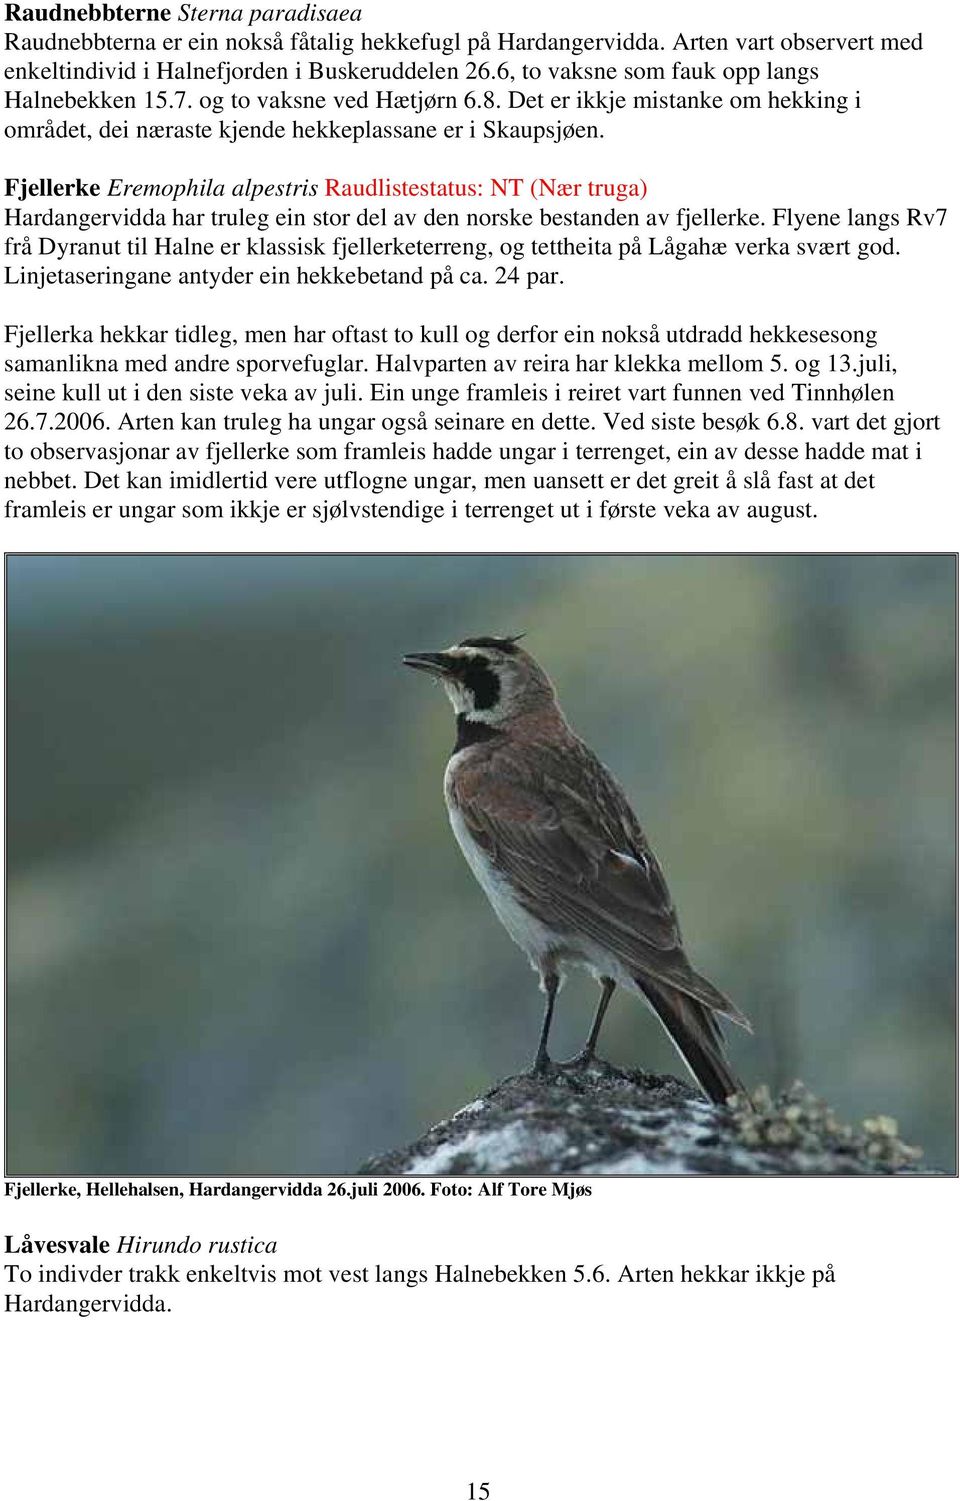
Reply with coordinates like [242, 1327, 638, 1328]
[402, 634, 751, 1103]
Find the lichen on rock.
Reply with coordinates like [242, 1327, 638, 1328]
[728, 1080, 923, 1172]
[360, 1061, 926, 1177]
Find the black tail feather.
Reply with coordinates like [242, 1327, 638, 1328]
[639, 980, 746, 1104]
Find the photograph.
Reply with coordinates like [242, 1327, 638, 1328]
[5, 553, 956, 1175]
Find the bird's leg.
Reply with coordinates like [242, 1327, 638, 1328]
[532, 973, 559, 1075]
[562, 977, 616, 1069]
[585, 977, 617, 1059]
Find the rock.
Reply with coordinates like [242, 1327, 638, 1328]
[359, 1061, 926, 1176]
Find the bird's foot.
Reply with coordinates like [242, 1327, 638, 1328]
[557, 1048, 599, 1072]
[530, 1049, 555, 1078]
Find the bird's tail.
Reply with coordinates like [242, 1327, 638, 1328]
[638, 980, 746, 1105]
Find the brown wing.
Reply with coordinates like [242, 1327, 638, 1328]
[453, 739, 751, 1031]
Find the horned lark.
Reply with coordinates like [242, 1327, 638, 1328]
[403, 635, 750, 1103]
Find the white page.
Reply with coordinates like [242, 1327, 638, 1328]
[2, 3, 956, 1497]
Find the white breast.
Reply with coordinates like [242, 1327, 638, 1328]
[444, 756, 559, 971]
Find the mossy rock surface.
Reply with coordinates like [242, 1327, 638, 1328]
[360, 1062, 926, 1177]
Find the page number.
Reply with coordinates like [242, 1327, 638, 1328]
[468, 1485, 490, 1500]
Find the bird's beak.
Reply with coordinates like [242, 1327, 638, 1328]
[402, 651, 456, 679]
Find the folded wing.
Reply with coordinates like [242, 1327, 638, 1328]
[454, 744, 751, 1032]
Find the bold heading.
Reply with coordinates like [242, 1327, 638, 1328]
[7, 4, 170, 19]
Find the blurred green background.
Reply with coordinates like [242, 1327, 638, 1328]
[6, 554, 957, 1173]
